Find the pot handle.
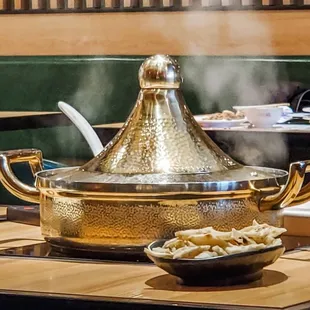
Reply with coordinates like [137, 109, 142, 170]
[259, 160, 310, 211]
[288, 182, 310, 207]
[0, 149, 43, 204]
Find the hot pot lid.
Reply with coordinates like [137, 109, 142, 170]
[38, 55, 288, 193]
[36, 165, 288, 194]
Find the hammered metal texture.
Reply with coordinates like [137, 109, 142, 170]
[83, 89, 239, 176]
[40, 195, 284, 247]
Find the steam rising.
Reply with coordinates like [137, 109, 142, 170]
[215, 131, 288, 168]
[67, 11, 290, 168]
[176, 12, 290, 167]
[70, 63, 114, 122]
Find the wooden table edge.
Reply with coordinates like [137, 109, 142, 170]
[1, 222, 310, 310]
[0, 288, 288, 310]
[0, 249, 308, 310]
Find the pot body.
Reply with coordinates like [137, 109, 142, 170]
[40, 194, 283, 248]
[3, 149, 310, 251]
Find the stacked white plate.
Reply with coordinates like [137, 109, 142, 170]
[194, 115, 248, 128]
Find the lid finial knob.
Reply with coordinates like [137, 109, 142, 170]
[138, 54, 183, 89]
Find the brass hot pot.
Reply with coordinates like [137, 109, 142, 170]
[0, 54, 310, 251]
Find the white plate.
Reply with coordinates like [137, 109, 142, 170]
[289, 112, 310, 118]
[302, 107, 310, 113]
[195, 115, 247, 128]
[233, 103, 290, 109]
[277, 113, 310, 123]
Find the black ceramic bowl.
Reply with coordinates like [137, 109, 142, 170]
[146, 240, 285, 286]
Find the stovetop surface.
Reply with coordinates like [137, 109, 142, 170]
[0, 242, 152, 264]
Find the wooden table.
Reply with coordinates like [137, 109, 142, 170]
[0, 218, 309, 310]
[0, 111, 71, 131]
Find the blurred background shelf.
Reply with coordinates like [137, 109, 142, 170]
[0, 111, 70, 131]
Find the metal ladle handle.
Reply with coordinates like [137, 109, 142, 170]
[58, 101, 104, 157]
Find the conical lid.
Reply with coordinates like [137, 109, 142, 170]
[37, 55, 287, 193]
[83, 55, 241, 175]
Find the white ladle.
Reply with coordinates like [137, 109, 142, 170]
[58, 101, 104, 157]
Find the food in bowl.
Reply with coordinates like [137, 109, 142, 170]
[145, 220, 286, 260]
[233, 105, 285, 128]
[202, 110, 245, 121]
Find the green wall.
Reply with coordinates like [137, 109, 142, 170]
[0, 55, 310, 162]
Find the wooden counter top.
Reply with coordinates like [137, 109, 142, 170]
[0, 220, 309, 309]
[0, 111, 59, 118]
[0, 243, 309, 309]
[0, 218, 43, 250]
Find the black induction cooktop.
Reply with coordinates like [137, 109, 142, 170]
[0, 241, 152, 264]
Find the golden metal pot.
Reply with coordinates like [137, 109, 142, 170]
[0, 54, 310, 251]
